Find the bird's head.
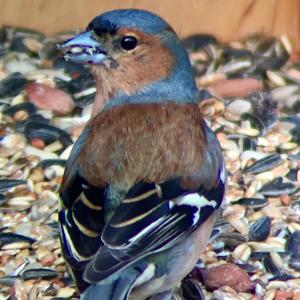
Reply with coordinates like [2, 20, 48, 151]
[59, 9, 198, 113]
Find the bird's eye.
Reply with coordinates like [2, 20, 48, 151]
[120, 36, 138, 51]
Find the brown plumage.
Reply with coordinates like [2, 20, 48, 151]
[78, 103, 206, 187]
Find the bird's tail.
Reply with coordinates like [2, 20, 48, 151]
[81, 271, 139, 300]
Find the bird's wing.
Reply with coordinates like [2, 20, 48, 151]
[83, 126, 226, 284]
[59, 127, 107, 291]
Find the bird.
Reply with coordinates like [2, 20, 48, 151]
[58, 9, 226, 300]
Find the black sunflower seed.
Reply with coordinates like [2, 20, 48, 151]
[0, 275, 18, 286]
[259, 177, 298, 196]
[262, 254, 281, 274]
[286, 231, 300, 258]
[244, 154, 282, 174]
[21, 268, 58, 280]
[234, 197, 268, 209]
[181, 278, 205, 300]
[38, 159, 67, 168]
[0, 179, 26, 192]
[24, 121, 72, 150]
[289, 257, 300, 271]
[219, 232, 248, 247]
[0, 72, 28, 98]
[0, 232, 35, 246]
[249, 216, 271, 241]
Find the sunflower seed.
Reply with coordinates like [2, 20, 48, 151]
[0, 232, 35, 246]
[262, 254, 281, 275]
[181, 278, 206, 300]
[240, 198, 269, 210]
[244, 154, 283, 174]
[259, 177, 298, 196]
[21, 268, 58, 280]
[0, 72, 28, 98]
[0, 275, 18, 286]
[219, 232, 248, 247]
[286, 231, 300, 258]
[288, 257, 300, 270]
[24, 121, 72, 151]
[249, 216, 272, 241]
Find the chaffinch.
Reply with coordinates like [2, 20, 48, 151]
[58, 9, 226, 300]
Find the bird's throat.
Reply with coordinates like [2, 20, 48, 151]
[91, 66, 119, 117]
[92, 81, 116, 117]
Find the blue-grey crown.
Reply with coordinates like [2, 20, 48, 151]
[89, 9, 172, 35]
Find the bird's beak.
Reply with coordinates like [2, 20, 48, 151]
[58, 30, 108, 65]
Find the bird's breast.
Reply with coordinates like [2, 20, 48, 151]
[78, 102, 206, 189]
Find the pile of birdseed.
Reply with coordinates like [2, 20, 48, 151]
[0, 26, 299, 300]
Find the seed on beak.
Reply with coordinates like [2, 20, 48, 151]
[70, 47, 84, 54]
